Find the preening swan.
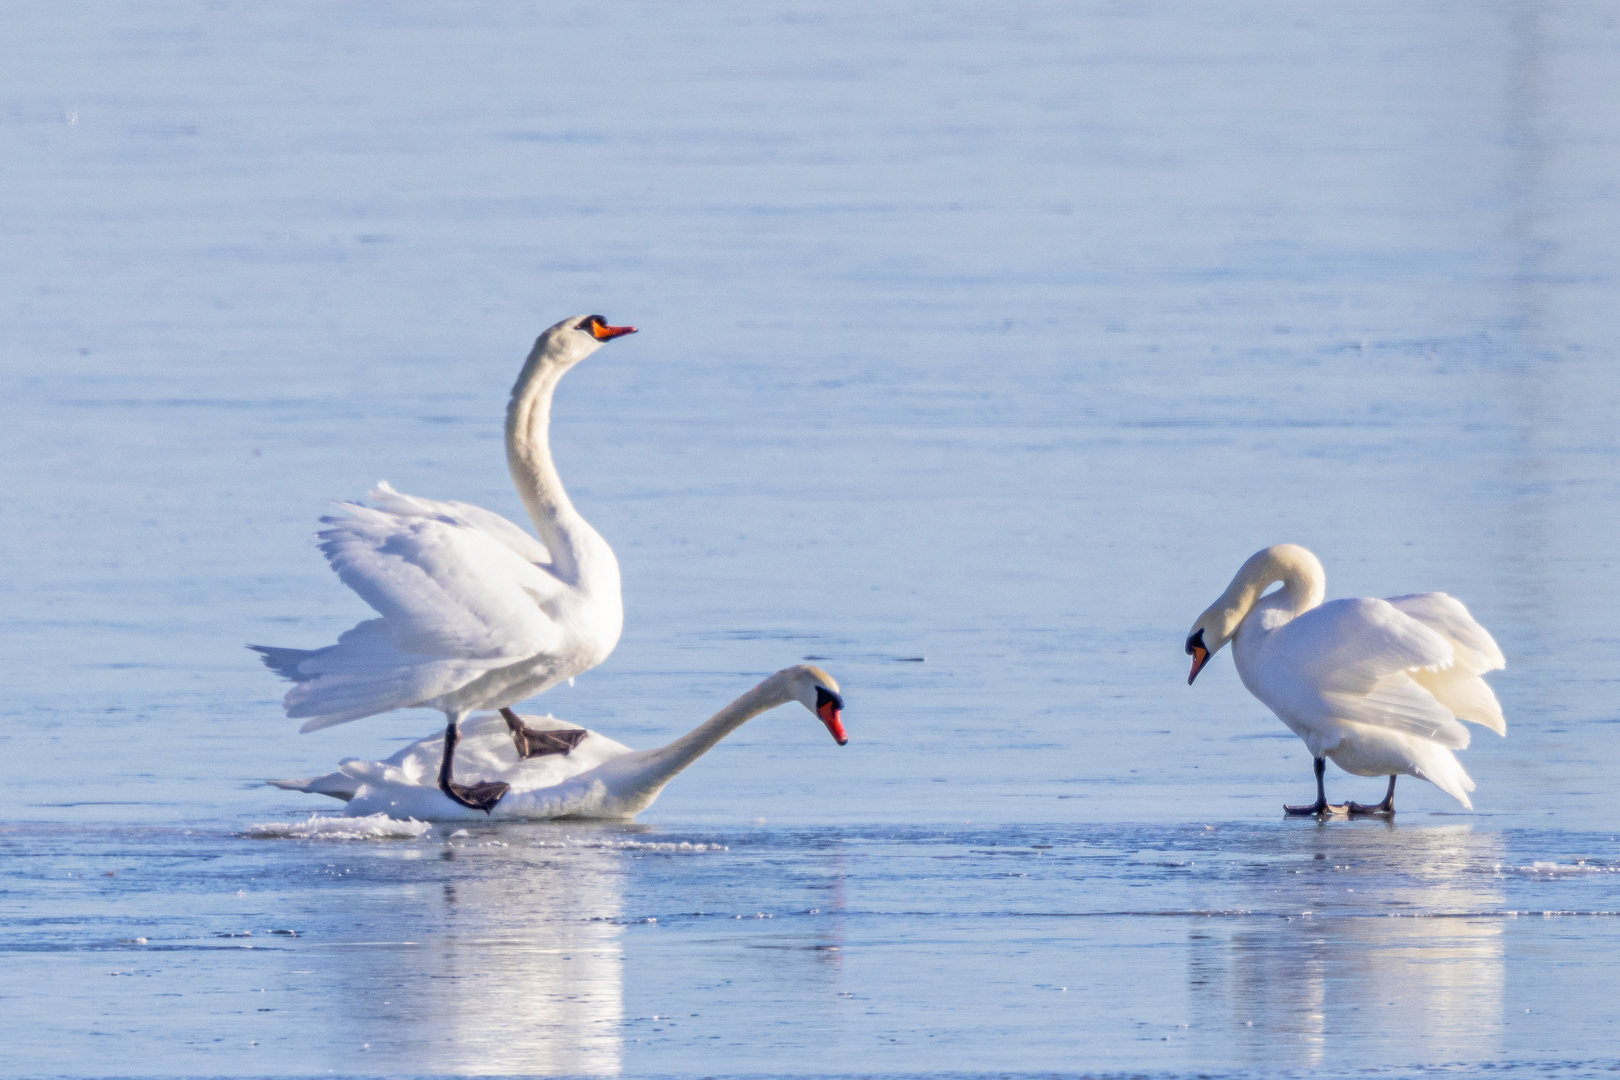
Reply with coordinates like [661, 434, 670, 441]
[268, 665, 849, 821]
[251, 315, 636, 813]
[1185, 544, 1506, 815]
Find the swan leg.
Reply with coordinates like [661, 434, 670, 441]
[500, 707, 588, 759]
[1285, 757, 1347, 816]
[437, 717, 509, 814]
[1348, 776, 1397, 816]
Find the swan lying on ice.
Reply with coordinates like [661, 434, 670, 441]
[252, 315, 636, 812]
[1185, 544, 1506, 816]
[268, 665, 848, 821]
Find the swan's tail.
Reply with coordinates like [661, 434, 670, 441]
[250, 642, 421, 729]
[1408, 739, 1477, 810]
[250, 620, 467, 731]
[266, 772, 360, 802]
[249, 645, 319, 682]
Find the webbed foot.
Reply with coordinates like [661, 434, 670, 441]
[1285, 757, 1348, 817]
[501, 707, 587, 759]
[1285, 798, 1347, 817]
[444, 780, 510, 814]
[1347, 776, 1396, 816]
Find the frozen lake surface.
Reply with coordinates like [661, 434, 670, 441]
[5, 1, 1620, 1076]
[8, 818, 1620, 1077]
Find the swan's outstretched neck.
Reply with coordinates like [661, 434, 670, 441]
[505, 331, 616, 591]
[507, 341, 573, 549]
[608, 673, 798, 806]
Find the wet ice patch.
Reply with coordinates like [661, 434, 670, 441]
[1510, 860, 1616, 875]
[537, 838, 728, 853]
[243, 814, 433, 840]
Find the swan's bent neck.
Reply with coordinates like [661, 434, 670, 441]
[505, 341, 614, 589]
[1216, 543, 1327, 631]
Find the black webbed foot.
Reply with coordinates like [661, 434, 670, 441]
[444, 780, 510, 814]
[1285, 758, 1348, 816]
[1347, 776, 1397, 816]
[1284, 798, 1347, 816]
[501, 707, 588, 759]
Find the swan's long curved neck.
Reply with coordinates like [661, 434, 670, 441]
[505, 343, 610, 587]
[1225, 544, 1327, 620]
[611, 678, 794, 799]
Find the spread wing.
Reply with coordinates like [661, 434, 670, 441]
[316, 484, 569, 661]
[250, 485, 577, 732]
[364, 481, 552, 568]
[1385, 592, 1507, 735]
[1278, 598, 1472, 749]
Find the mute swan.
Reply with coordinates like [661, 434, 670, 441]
[1185, 544, 1506, 816]
[268, 665, 849, 821]
[251, 315, 636, 813]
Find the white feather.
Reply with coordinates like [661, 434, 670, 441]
[251, 317, 627, 737]
[1193, 545, 1507, 810]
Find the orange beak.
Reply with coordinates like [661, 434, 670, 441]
[590, 320, 637, 341]
[1187, 644, 1210, 685]
[817, 701, 849, 745]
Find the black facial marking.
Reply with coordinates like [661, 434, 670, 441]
[581, 314, 606, 330]
[1185, 628, 1206, 656]
[815, 686, 844, 712]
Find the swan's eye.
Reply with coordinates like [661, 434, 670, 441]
[580, 315, 605, 332]
[815, 686, 844, 712]
[1185, 629, 1206, 656]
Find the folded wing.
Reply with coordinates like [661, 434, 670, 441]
[1382, 592, 1506, 735]
[1279, 597, 1473, 749]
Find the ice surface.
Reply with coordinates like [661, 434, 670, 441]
[5, 818, 1620, 1077]
[242, 813, 433, 841]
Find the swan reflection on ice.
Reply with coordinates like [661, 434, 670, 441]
[1186, 825, 1505, 1069]
[313, 830, 641, 1076]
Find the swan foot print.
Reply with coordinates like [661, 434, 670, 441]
[1284, 798, 1347, 817]
[500, 708, 587, 759]
[444, 780, 510, 813]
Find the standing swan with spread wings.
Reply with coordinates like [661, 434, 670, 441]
[1185, 544, 1506, 815]
[252, 315, 636, 812]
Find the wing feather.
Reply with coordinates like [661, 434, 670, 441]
[365, 482, 552, 568]
[255, 485, 584, 731]
[1386, 593, 1507, 734]
[318, 494, 566, 661]
[1278, 598, 1470, 747]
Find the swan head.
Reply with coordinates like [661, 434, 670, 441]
[534, 314, 637, 370]
[1184, 610, 1239, 685]
[781, 664, 848, 745]
[1185, 544, 1326, 684]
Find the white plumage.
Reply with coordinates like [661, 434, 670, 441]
[252, 314, 636, 811]
[270, 483, 586, 730]
[1186, 545, 1506, 813]
[268, 665, 849, 821]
